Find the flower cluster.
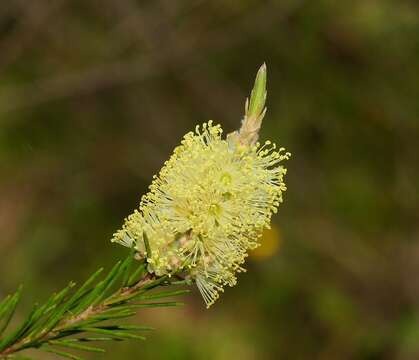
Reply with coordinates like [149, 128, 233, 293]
[112, 65, 290, 307]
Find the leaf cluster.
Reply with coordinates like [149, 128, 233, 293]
[0, 250, 189, 359]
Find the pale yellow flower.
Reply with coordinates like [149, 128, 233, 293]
[112, 65, 290, 307]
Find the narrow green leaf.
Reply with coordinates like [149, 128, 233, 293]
[127, 262, 146, 287]
[49, 282, 76, 311]
[137, 289, 190, 300]
[78, 327, 146, 340]
[67, 268, 104, 311]
[26, 288, 75, 339]
[70, 264, 119, 315]
[142, 276, 168, 290]
[105, 277, 168, 305]
[107, 302, 184, 312]
[42, 346, 85, 360]
[34, 267, 106, 336]
[24, 283, 79, 340]
[90, 310, 137, 321]
[106, 272, 172, 306]
[68, 337, 121, 342]
[102, 325, 154, 331]
[167, 279, 193, 286]
[136, 301, 185, 308]
[0, 286, 23, 338]
[0, 303, 41, 350]
[143, 232, 152, 259]
[65, 310, 137, 330]
[0, 295, 12, 319]
[90, 261, 122, 307]
[121, 247, 136, 287]
[49, 339, 105, 353]
[39, 282, 76, 334]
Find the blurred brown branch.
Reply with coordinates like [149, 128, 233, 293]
[0, 0, 304, 117]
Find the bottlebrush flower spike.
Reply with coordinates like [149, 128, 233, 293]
[112, 64, 290, 307]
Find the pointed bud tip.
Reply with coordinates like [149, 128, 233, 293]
[247, 63, 267, 118]
[255, 63, 267, 84]
[260, 62, 267, 72]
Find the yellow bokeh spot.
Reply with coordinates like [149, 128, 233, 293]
[251, 225, 282, 260]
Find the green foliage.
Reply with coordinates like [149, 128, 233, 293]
[0, 251, 189, 360]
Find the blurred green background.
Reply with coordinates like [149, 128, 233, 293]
[1, 0, 419, 359]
